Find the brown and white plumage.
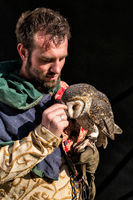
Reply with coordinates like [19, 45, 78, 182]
[62, 83, 122, 149]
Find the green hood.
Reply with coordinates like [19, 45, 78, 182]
[0, 60, 60, 110]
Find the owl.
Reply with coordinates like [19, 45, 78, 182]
[62, 83, 122, 150]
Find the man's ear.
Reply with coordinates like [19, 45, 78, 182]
[17, 43, 28, 61]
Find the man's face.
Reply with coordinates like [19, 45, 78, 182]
[23, 32, 68, 90]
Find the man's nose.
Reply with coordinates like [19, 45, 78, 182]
[50, 60, 61, 74]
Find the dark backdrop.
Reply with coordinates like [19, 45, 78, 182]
[0, 1, 133, 199]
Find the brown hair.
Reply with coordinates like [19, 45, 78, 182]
[15, 7, 71, 51]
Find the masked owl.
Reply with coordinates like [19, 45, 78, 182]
[62, 83, 122, 149]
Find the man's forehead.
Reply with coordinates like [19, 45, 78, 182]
[33, 31, 67, 50]
[34, 31, 51, 48]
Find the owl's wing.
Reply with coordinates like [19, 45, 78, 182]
[89, 93, 122, 148]
[96, 122, 122, 148]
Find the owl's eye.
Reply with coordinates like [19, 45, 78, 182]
[72, 103, 80, 111]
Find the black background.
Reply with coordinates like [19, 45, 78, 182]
[0, 1, 133, 199]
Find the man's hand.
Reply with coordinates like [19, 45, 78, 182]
[42, 103, 69, 137]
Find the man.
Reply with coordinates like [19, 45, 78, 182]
[0, 7, 98, 200]
[0, 7, 74, 199]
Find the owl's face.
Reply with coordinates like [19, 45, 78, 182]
[65, 96, 92, 119]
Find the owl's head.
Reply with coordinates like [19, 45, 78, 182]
[62, 84, 93, 119]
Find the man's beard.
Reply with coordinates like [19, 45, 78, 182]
[25, 55, 60, 92]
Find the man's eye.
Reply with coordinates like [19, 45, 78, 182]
[40, 59, 51, 64]
[59, 57, 65, 61]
